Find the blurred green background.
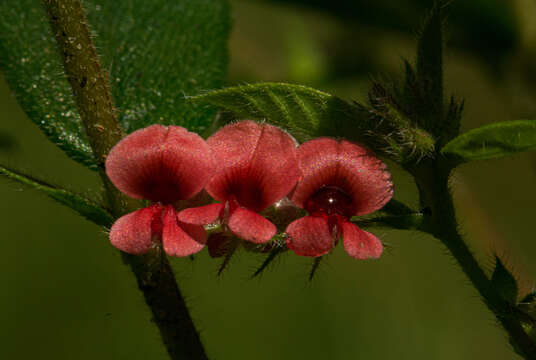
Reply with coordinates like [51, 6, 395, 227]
[1, 0, 536, 359]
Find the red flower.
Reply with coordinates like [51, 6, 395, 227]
[105, 125, 214, 256]
[285, 138, 393, 259]
[178, 121, 300, 244]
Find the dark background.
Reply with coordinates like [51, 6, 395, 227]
[1, 0, 536, 358]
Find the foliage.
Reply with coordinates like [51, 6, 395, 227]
[0, 0, 230, 170]
[442, 120, 536, 163]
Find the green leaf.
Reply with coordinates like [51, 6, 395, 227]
[87, 0, 230, 135]
[353, 213, 424, 231]
[0, 1, 97, 169]
[441, 120, 536, 163]
[0, 0, 230, 170]
[380, 198, 416, 216]
[0, 164, 113, 227]
[190, 82, 340, 141]
[491, 256, 518, 304]
[190, 82, 435, 162]
[416, 0, 445, 120]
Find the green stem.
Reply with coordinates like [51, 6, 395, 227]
[413, 159, 536, 359]
[42, 1, 208, 359]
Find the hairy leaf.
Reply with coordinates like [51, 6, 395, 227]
[191, 82, 341, 141]
[0, 0, 230, 170]
[191, 82, 435, 161]
[491, 256, 518, 304]
[353, 213, 424, 231]
[87, 0, 230, 135]
[0, 164, 113, 227]
[0, 1, 97, 168]
[416, 0, 445, 122]
[441, 120, 536, 163]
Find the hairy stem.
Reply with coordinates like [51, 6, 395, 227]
[42, 1, 207, 359]
[413, 159, 536, 359]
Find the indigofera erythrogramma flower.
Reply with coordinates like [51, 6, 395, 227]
[178, 120, 301, 244]
[105, 124, 214, 257]
[285, 138, 393, 259]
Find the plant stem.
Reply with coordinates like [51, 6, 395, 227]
[42, 1, 208, 359]
[413, 159, 536, 359]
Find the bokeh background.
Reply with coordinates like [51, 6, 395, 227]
[1, 0, 536, 359]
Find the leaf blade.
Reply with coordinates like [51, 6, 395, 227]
[0, 1, 97, 169]
[190, 82, 436, 161]
[0, 164, 114, 227]
[0, 0, 230, 170]
[87, 0, 230, 135]
[441, 120, 536, 163]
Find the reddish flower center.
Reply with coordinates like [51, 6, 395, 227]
[304, 186, 355, 218]
[226, 172, 265, 212]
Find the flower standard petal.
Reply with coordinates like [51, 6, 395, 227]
[291, 138, 393, 216]
[109, 205, 163, 255]
[206, 120, 300, 212]
[341, 221, 383, 259]
[162, 206, 206, 257]
[105, 125, 214, 203]
[286, 215, 335, 257]
[227, 206, 277, 244]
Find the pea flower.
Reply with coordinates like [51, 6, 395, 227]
[105, 125, 214, 257]
[285, 138, 393, 259]
[178, 120, 300, 244]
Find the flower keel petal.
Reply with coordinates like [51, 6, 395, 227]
[341, 221, 383, 259]
[228, 207, 276, 244]
[177, 203, 224, 225]
[162, 207, 205, 257]
[286, 216, 334, 257]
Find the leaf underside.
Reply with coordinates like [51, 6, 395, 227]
[0, 164, 113, 227]
[0, 0, 230, 169]
[441, 120, 536, 163]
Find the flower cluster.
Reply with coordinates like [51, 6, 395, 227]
[106, 120, 393, 260]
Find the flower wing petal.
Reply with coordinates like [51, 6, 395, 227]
[291, 138, 393, 215]
[228, 206, 276, 244]
[109, 205, 162, 255]
[285, 215, 334, 257]
[105, 125, 213, 202]
[341, 221, 383, 259]
[162, 207, 205, 257]
[177, 203, 224, 225]
[206, 121, 300, 211]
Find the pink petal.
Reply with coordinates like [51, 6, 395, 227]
[105, 125, 214, 203]
[290, 138, 393, 216]
[285, 215, 334, 257]
[227, 206, 276, 244]
[109, 205, 163, 255]
[162, 206, 206, 257]
[176, 203, 224, 225]
[341, 221, 383, 259]
[206, 121, 300, 212]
